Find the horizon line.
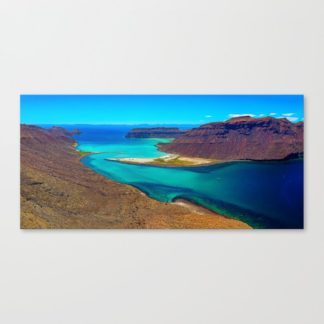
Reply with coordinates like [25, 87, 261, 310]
[20, 115, 304, 126]
[22, 122, 204, 126]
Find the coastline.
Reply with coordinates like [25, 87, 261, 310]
[74, 138, 302, 229]
[104, 155, 303, 168]
[21, 125, 251, 229]
[72, 134, 301, 229]
[105, 154, 221, 168]
[171, 198, 251, 229]
[77, 152, 252, 228]
[172, 197, 228, 217]
[103, 144, 303, 168]
[73, 141, 251, 228]
[72, 143, 100, 158]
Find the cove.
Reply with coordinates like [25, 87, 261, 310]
[72, 125, 303, 229]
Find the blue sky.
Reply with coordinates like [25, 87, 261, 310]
[20, 95, 304, 125]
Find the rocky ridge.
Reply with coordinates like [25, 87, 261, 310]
[159, 116, 304, 160]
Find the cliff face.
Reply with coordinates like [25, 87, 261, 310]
[126, 127, 186, 138]
[159, 116, 304, 160]
[20, 125, 250, 229]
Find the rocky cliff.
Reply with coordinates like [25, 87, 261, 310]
[158, 116, 304, 160]
[20, 125, 249, 229]
[126, 127, 186, 138]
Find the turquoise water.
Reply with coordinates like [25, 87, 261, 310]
[78, 138, 171, 158]
[72, 125, 304, 229]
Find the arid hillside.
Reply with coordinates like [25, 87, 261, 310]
[20, 125, 250, 229]
[159, 116, 304, 160]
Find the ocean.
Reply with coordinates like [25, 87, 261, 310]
[65, 125, 303, 229]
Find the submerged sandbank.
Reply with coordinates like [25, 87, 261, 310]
[172, 198, 252, 229]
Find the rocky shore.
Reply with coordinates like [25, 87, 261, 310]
[20, 125, 250, 229]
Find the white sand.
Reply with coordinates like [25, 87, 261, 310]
[107, 154, 216, 166]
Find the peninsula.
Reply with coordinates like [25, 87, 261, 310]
[111, 116, 304, 168]
[158, 116, 304, 161]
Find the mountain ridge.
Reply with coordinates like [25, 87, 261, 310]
[158, 116, 304, 160]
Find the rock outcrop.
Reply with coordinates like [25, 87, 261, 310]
[126, 127, 186, 138]
[159, 116, 304, 160]
[20, 125, 250, 229]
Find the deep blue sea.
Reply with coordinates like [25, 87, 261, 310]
[58, 125, 304, 229]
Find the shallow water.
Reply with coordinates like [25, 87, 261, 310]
[72, 125, 303, 229]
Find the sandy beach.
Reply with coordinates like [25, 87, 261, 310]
[107, 154, 218, 167]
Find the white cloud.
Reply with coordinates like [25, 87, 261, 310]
[228, 113, 255, 118]
[258, 114, 265, 117]
[269, 112, 277, 116]
[205, 115, 213, 118]
[286, 116, 299, 122]
[282, 113, 295, 117]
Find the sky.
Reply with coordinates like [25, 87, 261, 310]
[20, 95, 304, 125]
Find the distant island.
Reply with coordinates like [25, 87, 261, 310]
[158, 116, 304, 161]
[126, 127, 186, 138]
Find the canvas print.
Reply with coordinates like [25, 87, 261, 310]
[20, 95, 304, 229]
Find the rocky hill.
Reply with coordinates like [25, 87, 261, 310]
[126, 127, 186, 138]
[20, 125, 249, 229]
[158, 116, 304, 160]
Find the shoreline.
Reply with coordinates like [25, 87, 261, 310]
[172, 197, 225, 216]
[71, 143, 251, 227]
[23, 125, 253, 229]
[74, 138, 303, 168]
[105, 154, 221, 167]
[104, 153, 303, 168]
[172, 198, 252, 229]
[71, 139, 300, 229]
[72, 142, 101, 158]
